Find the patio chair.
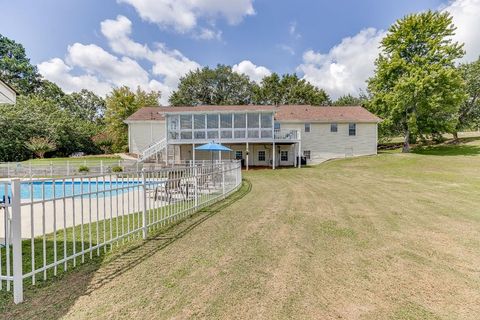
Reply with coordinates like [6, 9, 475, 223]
[154, 170, 187, 204]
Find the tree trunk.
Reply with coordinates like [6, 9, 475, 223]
[402, 130, 410, 153]
[452, 131, 458, 141]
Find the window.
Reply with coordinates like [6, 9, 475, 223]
[280, 150, 288, 161]
[274, 122, 281, 131]
[180, 131, 192, 139]
[303, 150, 311, 160]
[207, 114, 219, 129]
[330, 123, 338, 133]
[261, 113, 273, 128]
[234, 130, 246, 139]
[194, 131, 206, 139]
[221, 130, 232, 139]
[258, 150, 266, 161]
[349, 123, 356, 136]
[305, 123, 311, 133]
[207, 131, 218, 139]
[247, 113, 259, 128]
[234, 113, 246, 128]
[220, 114, 232, 128]
[261, 130, 273, 138]
[235, 151, 243, 160]
[248, 130, 259, 138]
[194, 114, 205, 129]
[180, 114, 192, 130]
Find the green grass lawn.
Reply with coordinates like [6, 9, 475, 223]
[3, 137, 480, 319]
[21, 155, 122, 165]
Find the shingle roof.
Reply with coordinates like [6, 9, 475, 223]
[125, 105, 381, 123]
[274, 105, 381, 122]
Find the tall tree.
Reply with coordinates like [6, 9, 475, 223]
[105, 86, 161, 152]
[0, 34, 42, 94]
[453, 58, 480, 139]
[252, 73, 330, 106]
[69, 89, 106, 123]
[368, 11, 465, 152]
[333, 94, 366, 106]
[169, 65, 254, 106]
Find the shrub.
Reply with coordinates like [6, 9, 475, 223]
[78, 165, 90, 173]
[111, 165, 123, 173]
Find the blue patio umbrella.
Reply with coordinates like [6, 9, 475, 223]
[195, 142, 232, 152]
[195, 142, 232, 162]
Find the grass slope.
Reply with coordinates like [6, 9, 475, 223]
[4, 137, 480, 319]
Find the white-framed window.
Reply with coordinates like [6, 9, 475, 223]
[349, 123, 356, 136]
[235, 150, 243, 160]
[280, 150, 288, 161]
[258, 150, 266, 162]
[331, 123, 338, 133]
[303, 150, 311, 160]
[274, 122, 281, 130]
[305, 123, 311, 133]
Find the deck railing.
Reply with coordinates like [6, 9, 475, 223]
[0, 160, 242, 303]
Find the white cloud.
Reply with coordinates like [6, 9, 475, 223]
[297, 28, 386, 99]
[118, 0, 255, 33]
[278, 44, 295, 56]
[39, 15, 201, 105]
[232, 60, 271, 83]
[194, 28, 222, 40]
[38, 58, 112, 96]
[101, 15, 200, 102]
[443, 0, 480, 62]
[289, 21, 301, 39]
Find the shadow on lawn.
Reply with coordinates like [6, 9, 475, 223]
[3, 180, 251, 320]
[412, 137, 480, 156]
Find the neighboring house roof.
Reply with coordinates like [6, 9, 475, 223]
[125, 105, 381, 123]
[0, 78, 18, 104]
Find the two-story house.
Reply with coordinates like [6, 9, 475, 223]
[125, 105, 381, 168]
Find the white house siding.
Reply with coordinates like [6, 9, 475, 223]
[128, 121, 166, 154]
[279, 122, 378, 164]
[0, 81, 16, 104]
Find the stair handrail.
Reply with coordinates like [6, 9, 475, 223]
[138, 138, 167, 162]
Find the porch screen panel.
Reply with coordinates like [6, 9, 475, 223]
[207, 131, 219, 139]
[168, 115, 179, 140]
[180, 114, 192, 130]
[234, 114, 246, 128]
[247, 113, 259, 128]
[220, 114, 233, 139]
[261, 113, 273, 128]
[194, 114, 206, 129]
[207, 114, 219, 128]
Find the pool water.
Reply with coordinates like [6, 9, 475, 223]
[0, 180, 141, 200]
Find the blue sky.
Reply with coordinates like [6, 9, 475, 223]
[1, 0, 478, 104]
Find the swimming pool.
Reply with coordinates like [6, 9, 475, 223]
[0, 180, 142, 200]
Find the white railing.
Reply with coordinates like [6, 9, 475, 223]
[139, 138, 167, 162]
[0, 160, 242, 303]
[274, 129, 300, 141]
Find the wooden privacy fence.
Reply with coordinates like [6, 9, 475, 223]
[0, 160, 242, 303]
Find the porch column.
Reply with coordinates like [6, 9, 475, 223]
[192, 143, 196, 166]
[246, 142, 249, 171]
[219, 150, 222, 162]
[272, 141, 276, 170]
[294, 143, 298, 168]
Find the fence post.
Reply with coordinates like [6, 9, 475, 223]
[222, 163, 226, 198]
[194, 166, 198, 208]
[100, 160, 104, 174]
[67, 161, 70, 176]
[141, 171, 148, 239]
[50, 161, 53, 177]
[11, 179, 23, 304]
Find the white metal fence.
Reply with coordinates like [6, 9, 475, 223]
[0, 160, 242, 303]
[0, 159, 139, 178]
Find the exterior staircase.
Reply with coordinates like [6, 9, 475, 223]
[138, 138, 167, 163]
